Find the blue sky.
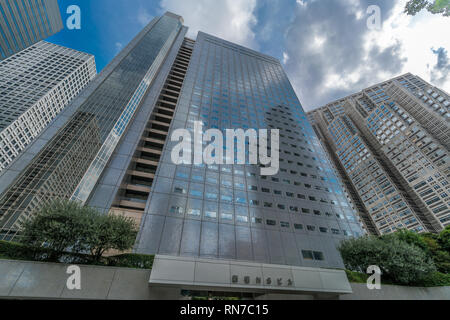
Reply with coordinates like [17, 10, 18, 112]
[47, 0, 450, 111]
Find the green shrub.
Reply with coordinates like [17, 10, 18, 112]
[107, 253, 154, 269]
[345, 270, 369, 284]
[339, 236, 436, 285]
[0, 241, 154, 270]
[383, 229, 430, 255]
[439, 226, 450, 254]
[86, 214, 138, 262]
[417, 272, 450, 287]
[20, 200, 95, 261]
[0, 240, 52, 261]
[20, 200, 138, 262]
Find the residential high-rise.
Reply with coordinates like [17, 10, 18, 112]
[0, 12, 360, 298]
[309, 74, 450, 235]
[0, 41, 96, 172]
[0, 0, 63, 60]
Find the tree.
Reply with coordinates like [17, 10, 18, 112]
[405, 0, 450, 17]
[383, 229, 430, 255]
[438, 226, 450, 253]
[339, 236, 436, 285]
[86, 213, 138, 262]
[20, 200, 137, 262]
[20, 200, 94, 261]
[400, 230, 450, 274]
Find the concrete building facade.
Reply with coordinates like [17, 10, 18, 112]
[3, 259, 448, 300]
[0, 41, 96, 172]
[0, 0, 63, 60]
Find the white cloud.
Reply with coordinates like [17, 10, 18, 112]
[379, 1, 450, 93]
[115, 42, 123, 53]
[159, 0, 258, 48]
[149, 0, 449, 109]
[282, 0, 450, 110]
[137, 8, 153, 27]
[282, 52, 289, 64]
[430, 47, 450, 89]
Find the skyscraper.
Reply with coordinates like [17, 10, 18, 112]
[0, 41, 96, 172]
[121, 31, 364, 269]
[0, 12, 184, 239]
[309, 74, 450, 235]
[0, 12, 360, 297]
[0, 0, 63, 60]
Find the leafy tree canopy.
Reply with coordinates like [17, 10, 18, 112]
[339, 235, 436, 285]
[405, 0, 450, 16]
[20, 200, 137, 262]
[339, 227, 450, 285]
[439, 226, 450, 253]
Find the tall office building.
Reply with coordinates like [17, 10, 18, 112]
[0, 12, 361, 297]
[309, 74, 450, 235]
[0, 0, 63, 60]
[0, 41, 96, 172]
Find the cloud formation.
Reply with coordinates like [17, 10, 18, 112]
[159, 0, 258, 48]
[145, 0, 450, 110]
[282, 0, 410, 110]
[115, 42, 123, 53]
[430, 47, 450, 87]
[137, 8, 153, 27]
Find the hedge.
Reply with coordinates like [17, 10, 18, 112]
[345, 269, 450, 287]
[345, 270, 369, 284]
[0, 241, 154, 270]
[106, 253, 154, 269]
[0, 240, 53, 261]
[417, 272, 450, 287]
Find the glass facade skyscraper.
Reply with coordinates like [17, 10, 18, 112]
[0, 0, 63, 60]
[131, 32, 363, 268]
[85, 31, 363, 269]
[0, 12, 185, 239]
[0, 12, 363, 270]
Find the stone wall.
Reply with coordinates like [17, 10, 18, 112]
[1, 259, 449, 300]
[0, 259, 180, 300]
[341, 283, 450, 300]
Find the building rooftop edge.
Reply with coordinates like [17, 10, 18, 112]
[196, 31, 281, 64]
[306, 72, 416, 113]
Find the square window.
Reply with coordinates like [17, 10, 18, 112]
[313, 251, 325, 261]
[264, 202, 273, 208]
[302, 250, 314, 260]
[169, 206, 184, 215]
[252, 217, 263, 224]
[236, 215, 249, 223]
[294, 224, 303, 230]
[280, 221, 290, 228]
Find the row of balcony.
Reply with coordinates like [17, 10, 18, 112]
[113, 39, 195, 212]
